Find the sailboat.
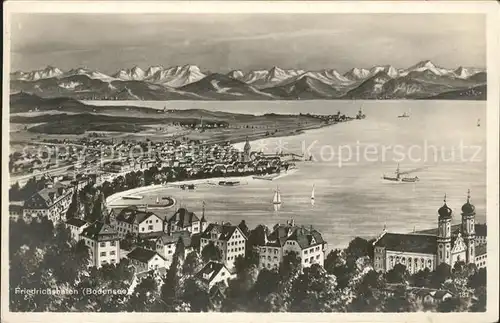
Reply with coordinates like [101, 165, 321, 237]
[273, 186, 282, 205]
[311, 185, 315, 206]
[156, 196, 160, 204]
[398, 107, 411, 118]
[477, 118, 481, 127]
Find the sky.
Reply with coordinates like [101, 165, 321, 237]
[9, 13, 486, 74]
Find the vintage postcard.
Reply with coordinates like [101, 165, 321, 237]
[2, 1, 499, 322]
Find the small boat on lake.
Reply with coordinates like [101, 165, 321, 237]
[382, 164, 420, 183]
[311, 184, 315, 206]
[398, 107, 411, 118]
[273, 186, 282, 205]
[219, 181, 241, 186]
[477, 118, 481, 127]
[122, 195, 143, 200]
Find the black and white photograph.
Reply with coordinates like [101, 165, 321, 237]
[2, 1, 499, 321]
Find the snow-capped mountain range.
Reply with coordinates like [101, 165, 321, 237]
[10, 60, 486, 100]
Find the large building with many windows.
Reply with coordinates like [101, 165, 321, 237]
[373, 191, 482, 274]
[80, 221, 121, 268]
[257, 219, 327, 271]
[200, 223, 247, 269]
[22, 181, 74, 224]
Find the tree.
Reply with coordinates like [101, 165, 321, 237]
[201, 241, 222, 263]
[127, 274, 159, 312]
[410, 268, 432, 287]
[468, 268, 486, 290]
[345, 237, 372, 269]
[431, 263, 452, 288]
[385, 264, 409, 284]
[66, 189, 80, 220]
[182, 251, 203, 276]
[161, 237, 186, 308]
[289, 264, 340, 312]
[181, 277, 210, 312]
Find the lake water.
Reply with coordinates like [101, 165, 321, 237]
[97, 100, 487, 249]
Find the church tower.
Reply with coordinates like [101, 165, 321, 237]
[437, 194, 453, 266]
[461, 189, 476, 264]
[243, 137, 251, 162]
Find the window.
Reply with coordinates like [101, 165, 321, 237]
[111, 259, 116, 264]
[100, 252, 106, 256]
[305, 258, 309, 263]
[316, 255, 320, 259]
[111, 241, 116, 247]
[142, 228, 145, 231]
[110, 251, 116, 255]
[274, 249, 278, 255]
[148, 225, 153, 230]
[156, 219, 159, 223]
[221, 272, 225, 276]
[100, 242, 105, 247]
[304, 250, 308, 254]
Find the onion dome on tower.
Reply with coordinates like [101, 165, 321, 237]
[461, 189, 476, 216]
[438, 194, 453, 220]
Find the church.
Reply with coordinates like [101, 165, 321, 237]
[373, 190, 480, 274]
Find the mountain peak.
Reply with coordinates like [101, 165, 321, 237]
[413, 60, 436, 69]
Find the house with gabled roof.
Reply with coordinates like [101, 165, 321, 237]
[22, 181, 74, 224]
[155, 230, 194, 267]
[114, 207, 164, 238]
[257, 219, 327, 271]
[200, 223, 247, 269]
[166, 207, 207, 235]
[194, 261, 236, 290]
[65, 217, 90, 241]
[127, 247, 167, 273]
[80, 221, 120, 268]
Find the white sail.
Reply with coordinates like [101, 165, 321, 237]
[156, 196, 160, 204]
[311, 185, 315, 200]
[273, 187, 282, 204]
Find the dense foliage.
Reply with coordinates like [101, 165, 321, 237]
[9, 217, 487, 312]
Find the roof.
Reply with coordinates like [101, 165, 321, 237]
[9, 204, 23, 212]
[139, 231, 165, 240]
[24, 183, 71, 209]
[475, 244, 487, 257]
[116, 207, 159, 225]
[286, 226, 326, 249]
[81, 221, 118, 241]
[195, 261, 227, 283]
[136, 267, 168, 280]
[374, 233, 437, 254]
[475, 223, 487, 237]
[417, 223, 487, 238]
[127, 247, 164, 263]
[167, 208, 200, 228]
[157, 230, 193, 248]
[200, 223, 243, 241]
[65, 218, 88, 227]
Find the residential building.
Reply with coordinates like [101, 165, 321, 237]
[155, 230, 193, 267]
[22, 181, 74, 224]
[127, 247, 168, 273]
[475, 244, 487, 269]
[200, 223, 247, 269]
[166, 207, 206, 235]
[195, 261, 236, 290]
[257, 220, 327, 271]
[65, 218, 90, 241]
[80, 221, 120, 268]
[114, 207, 164, 238]
[374, 192, 479, 274]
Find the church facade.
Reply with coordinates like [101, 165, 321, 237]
[373, 191, 479, 274]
